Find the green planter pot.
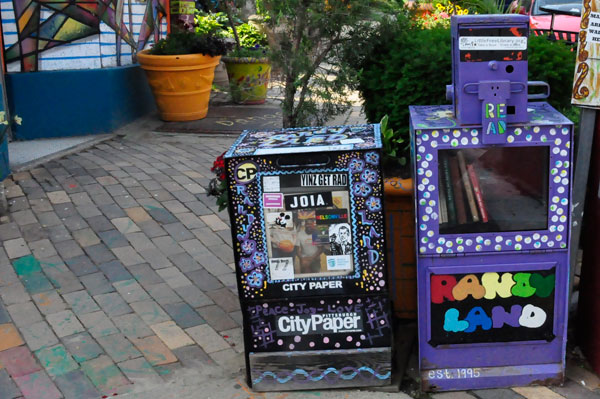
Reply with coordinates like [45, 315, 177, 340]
[222, 56, 271, 104]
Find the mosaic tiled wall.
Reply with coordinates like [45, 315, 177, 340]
[0, 0, 168, 72]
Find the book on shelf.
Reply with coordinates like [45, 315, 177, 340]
[439, 181, 448, 224]
[449, 155, 468, 224]
[440, 152, 457, 225]
[457, 151, 480, 223]
[467, 163, 489, 223]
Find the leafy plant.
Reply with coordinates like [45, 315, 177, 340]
[347, 13, 578, 174]
[149, 30, 229, 56]
[380, 115, 408, 176]
[255, 0, 382, 127]
[195, 12, 230, 37]
[229, 22, 268, 49]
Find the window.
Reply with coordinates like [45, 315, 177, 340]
[438, 147, 549, 234]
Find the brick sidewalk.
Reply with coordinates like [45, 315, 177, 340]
[0, 132, 599, 399]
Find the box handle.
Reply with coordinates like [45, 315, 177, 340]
[276, 154, 330, 168]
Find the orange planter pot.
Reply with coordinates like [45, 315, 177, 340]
[137, 50, 220, 121]
[384, 177, 417, 319]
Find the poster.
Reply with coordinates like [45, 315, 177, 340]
[263, 173, 354, 280]
[573, 0, 600, 107]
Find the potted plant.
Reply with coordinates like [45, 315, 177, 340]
[137, 29, 229, 121]
[194, 11, 232, 91]
[222, 21, 271, 104]
[379, 115, 417, 319]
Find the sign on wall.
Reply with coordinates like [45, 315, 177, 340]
[573, 0, 600, 107]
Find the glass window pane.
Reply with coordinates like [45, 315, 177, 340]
[438, 147, 549, 234]
[263, 173, 354, 280]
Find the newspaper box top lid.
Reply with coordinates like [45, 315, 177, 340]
[225, 124, 381, 158]
[409, 103, 572, 130]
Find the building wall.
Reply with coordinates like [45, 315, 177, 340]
[0, 0, 167, 140]
[1, 0, 168, 72]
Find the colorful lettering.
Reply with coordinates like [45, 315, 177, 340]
[518, 304, 547, 328]
[464, 307, 493, 332]
[486, 103, 495, 118]
[431, 275, 457, 304]
[443, 308, 469, 332]
[368, 250, 379, 265]
[491, 304, 522, 328]
[452, 274, 486, 301]
[511, 273, 536, 297]
[529, 274, 555, 298]
[358, 210, 374, 225]
[481, 272, 515, 299]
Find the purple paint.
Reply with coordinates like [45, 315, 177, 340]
[411, 14, 573, 392]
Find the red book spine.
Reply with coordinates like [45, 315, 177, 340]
[467, 164, 489, 223]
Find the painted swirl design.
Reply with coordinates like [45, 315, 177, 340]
[573, 0, 591, 100]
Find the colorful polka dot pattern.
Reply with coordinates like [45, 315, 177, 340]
[227, 150, 387, 300]
[414, 122, 573, 256]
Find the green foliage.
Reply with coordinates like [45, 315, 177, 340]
[195, 12, 230, 37]
[346, 14, 451, 164]
[528, 35, 577, 112]
[380, 115, 407, 175]
[349, 16, 579, 169]
[229, 23, 268, 49]
[462, 0, 507, 13]
[257, 0, 379, 127]
[149, 30, 229, 56]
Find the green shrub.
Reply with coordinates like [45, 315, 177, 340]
[351, 18, 578, 166]
[195, 12, 230, 37]
[230, 23, 268, 49]
[527, 35, 579, 122]
[149, 31, 229, 56]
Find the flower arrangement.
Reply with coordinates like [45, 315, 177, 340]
[417, 1, 473, 29]
[207, 152, 228, 211]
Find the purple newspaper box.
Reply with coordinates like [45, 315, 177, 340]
[411, 15, 573, 391]
[446, 15, 549, 127]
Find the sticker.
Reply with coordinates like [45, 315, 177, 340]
[459, 36, 527, 51]
[263, 176, 280, 192]
[284, 191, 333, 210]
[326, 255, 352, 271]
[589, 12, 600, 45]
[300, 173, 348, 187]
[235, 162, 259, 184]
[315, 208, 349, 225]
[340, 138, 365, 145]
[328, 223, 352, 255]
[266, 211, 293, 228]
[263, 193, 284, 208]
[269, 257, 294, 280]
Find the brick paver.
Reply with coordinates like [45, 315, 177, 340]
[0, 133, 597, 399]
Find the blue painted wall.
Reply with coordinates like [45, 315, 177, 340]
[5, 64, 156, 141]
